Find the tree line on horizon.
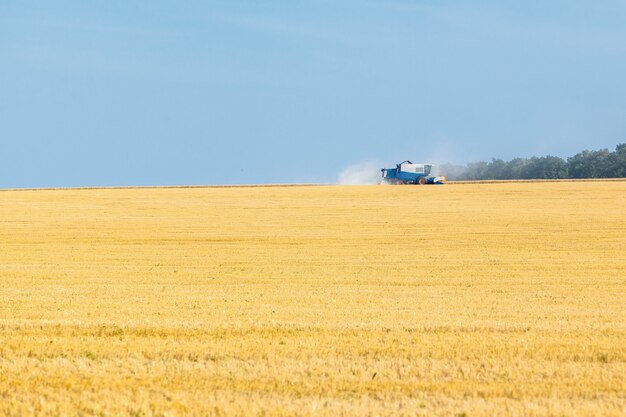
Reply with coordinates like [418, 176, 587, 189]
[441, 143, 626, 180]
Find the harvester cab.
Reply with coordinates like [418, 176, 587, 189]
[381, 160, 446, 185]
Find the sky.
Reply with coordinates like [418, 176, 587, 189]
[1, 0, 626, 187]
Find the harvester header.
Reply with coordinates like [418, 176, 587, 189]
[381, 161, 446, 185]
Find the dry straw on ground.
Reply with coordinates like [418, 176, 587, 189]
[0, 182, 625, 416]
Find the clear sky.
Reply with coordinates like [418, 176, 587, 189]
[2, 1, 625, 187]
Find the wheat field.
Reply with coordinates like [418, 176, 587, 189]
[0, 182, 625, 416]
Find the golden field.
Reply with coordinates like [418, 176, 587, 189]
[0, 182, 625, 417]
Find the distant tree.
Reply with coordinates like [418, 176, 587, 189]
[567, 149, 610, 178]
[603, 143, 626, 178]
[483, 159, 501, 179]
[505, 158, 530, 179]
[520, 156, 567, 179]
[464, 161, 489, 180]
[438, 143, 626, 180]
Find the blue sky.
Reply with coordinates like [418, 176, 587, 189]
[1, 1, 625, 187]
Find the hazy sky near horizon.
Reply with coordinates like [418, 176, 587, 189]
[2, 0, 626, 187]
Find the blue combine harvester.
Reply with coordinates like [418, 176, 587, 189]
[381, 161, 446, 185]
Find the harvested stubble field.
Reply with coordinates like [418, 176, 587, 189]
[0, 182, 625, 417]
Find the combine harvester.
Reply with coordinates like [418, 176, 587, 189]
[381, 161, 446, 185]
